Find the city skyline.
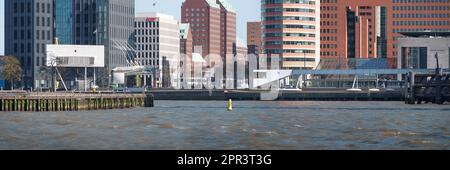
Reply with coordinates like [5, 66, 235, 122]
[0, 0, 261, 55]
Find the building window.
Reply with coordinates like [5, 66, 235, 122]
[76, 14, 80, 23]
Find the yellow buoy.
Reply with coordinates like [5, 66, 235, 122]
[227, 99, 233, 111]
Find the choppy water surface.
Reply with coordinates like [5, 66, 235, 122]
[0, 101, 449, 150]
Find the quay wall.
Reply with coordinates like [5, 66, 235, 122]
[149, 89, 404, 101]
[0, 92, 154, 112]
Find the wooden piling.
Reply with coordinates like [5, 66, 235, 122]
[0, 92, 152, 112]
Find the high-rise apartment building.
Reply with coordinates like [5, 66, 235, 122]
[247, 21, 262, 55]
[320, 0, 450, 67]
[5, 0, 54, 88]
[261, 0, 321, 70]
[134, 12, 180, 88]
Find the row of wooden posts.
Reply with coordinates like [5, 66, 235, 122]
[0, 93, 154, 112]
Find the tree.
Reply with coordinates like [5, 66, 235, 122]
[1, 56, 22, 90]
[136, 75, 142, 87]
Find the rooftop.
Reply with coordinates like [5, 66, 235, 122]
[217, 0, 235, 13]
[135, 12, 175, 20]
[398, 31, 450, 38]
[180, 23, 190, 39]
[205, 0, 220, 9]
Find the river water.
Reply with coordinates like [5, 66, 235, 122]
[0, 101, 449, 150]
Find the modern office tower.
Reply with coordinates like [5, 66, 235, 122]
[53, 0, 135, 87]
[320, 0, 450, 67]
[247, 21, 262, 55]
[261, 0, 321, 70]
[96, 0, 135, 79]
[181, 0, 236, 58]
[5, 0, 54, 88]
[134, 13, 180, 88]
[55, 0, 98, 45]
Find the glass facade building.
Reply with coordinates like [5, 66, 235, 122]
[55, 0, 73, 44]
[53, 0, 135, 86]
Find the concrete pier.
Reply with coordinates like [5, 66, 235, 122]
[405, 71, 450, 104]
[0, 92, 154, 112]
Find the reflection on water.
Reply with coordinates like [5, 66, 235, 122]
[0, 101, 449, 150]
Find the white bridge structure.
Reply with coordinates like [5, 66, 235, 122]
[252, 69, 440, 88]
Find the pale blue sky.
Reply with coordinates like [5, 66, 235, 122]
[0, 0, 260, 55]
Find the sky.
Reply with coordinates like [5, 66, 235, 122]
[0, 0, 260, 55]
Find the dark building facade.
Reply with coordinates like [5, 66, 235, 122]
[55, 0, 98, 45]
[5, 0, 54, 88]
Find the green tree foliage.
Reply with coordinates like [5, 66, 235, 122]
[136, 75, 142, 87]
[1, 56, 23, 90]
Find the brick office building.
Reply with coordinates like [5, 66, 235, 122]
[320, 0, 450, 67]
[181, 0, 236, 58]
[247, 21, 263, 55]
